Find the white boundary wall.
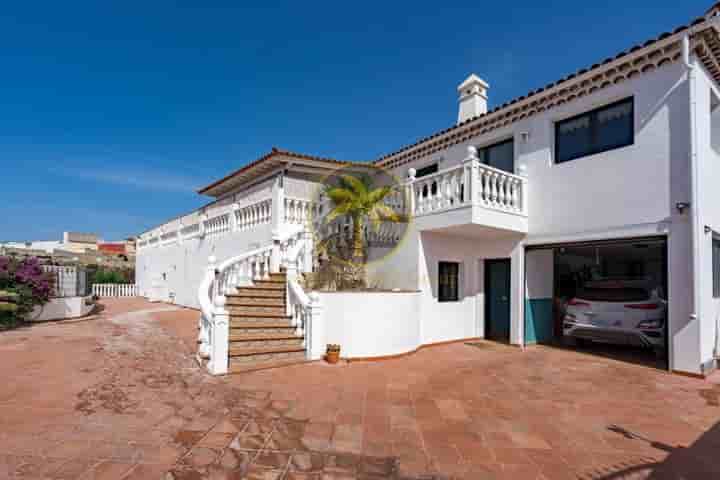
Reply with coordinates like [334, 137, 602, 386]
[30, 296, 94, 322]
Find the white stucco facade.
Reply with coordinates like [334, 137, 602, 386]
[137, 12, 720, 376]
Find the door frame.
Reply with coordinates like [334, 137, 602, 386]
[484, 258, 512, 343]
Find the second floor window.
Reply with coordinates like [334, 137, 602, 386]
[415, 163, 438, 178]
[478, 138, 514, 173]
[555, 97, 634, 164]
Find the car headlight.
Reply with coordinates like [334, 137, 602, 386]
[636, 319, 663, 329]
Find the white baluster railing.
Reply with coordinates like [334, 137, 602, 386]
[407, 146, 527, 217]
[92, 283, 138, 297]
[284, 197, 318, 225]
[196, 223, 320, 375]
[235, 198, 273, 231]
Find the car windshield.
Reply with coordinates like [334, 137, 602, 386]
[576, 287, 650, 302]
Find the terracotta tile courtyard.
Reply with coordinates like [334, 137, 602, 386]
[1, 299, 720, 479]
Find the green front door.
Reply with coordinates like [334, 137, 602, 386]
[485, 259, 511, 342]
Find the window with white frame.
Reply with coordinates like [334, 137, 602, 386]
[555, 97, 634, 163]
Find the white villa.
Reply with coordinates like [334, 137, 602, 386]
[137, 3, 720, 377]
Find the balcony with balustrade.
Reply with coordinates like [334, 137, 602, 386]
[402, 146, 528, 237]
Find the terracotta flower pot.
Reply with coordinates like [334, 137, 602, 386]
[326, 344, 341, 364]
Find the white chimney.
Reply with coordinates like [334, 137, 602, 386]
[457, 74, 489, 124]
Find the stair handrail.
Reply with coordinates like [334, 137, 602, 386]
[196, 223, 316, 375]
[197, 244, 274, 375]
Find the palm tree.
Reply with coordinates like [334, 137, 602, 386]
[323, 174, 402, 284]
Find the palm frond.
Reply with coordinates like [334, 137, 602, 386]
[325, 187, 355, 205]
[339, 174, 368, 198]
[366, 186, 393, 205]
[371, 203, 401, 223]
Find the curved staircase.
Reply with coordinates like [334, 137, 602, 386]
[225, 271, 307, 373]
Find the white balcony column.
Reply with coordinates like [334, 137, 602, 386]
[462, 146, 480, 204]
[302, 229, 314, 273]
[231, 203, 240, 232]
[272, 173, 285, 238]
[209, 295, 229, 375]
[307, 291, 324, 360]
[405, 168, 416, 215]
[518, 164, 529, 215]
[199, 212, 208, 238]
[270, 240, 282, 274]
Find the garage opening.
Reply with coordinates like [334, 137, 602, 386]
[525, 237, 668, 370]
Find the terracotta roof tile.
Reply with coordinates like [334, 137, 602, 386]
[196, 147, 349, 195]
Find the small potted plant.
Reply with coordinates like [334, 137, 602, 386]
[326, 344, 341, 364]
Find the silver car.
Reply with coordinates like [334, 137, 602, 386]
[563, 280, 666, 354]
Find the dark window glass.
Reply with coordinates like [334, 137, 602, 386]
[713, 237, 720, 298]
[416, 163, 438, 178]
[439, 261, 460, 302]
[555, 97, 634, 163]
[478, 138, 514, 173]
[576, 287, 650, 302]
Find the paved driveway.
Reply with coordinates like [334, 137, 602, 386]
[1, 299, 719, 479]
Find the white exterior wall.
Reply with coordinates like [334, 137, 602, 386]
[693, 62, 720, 371]
[136, 223, 273, 309]
[319, 291, 420, 358]
[379, 62, 704, 372]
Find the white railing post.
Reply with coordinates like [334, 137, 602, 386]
[308, 291, 324, 360]
[406, 168, 417, 215]
[519, 168, 529, 215]
[272, 174, 285, 237]
[198, 255, 216, 359]
[270, 240, 281, 273]
[463, 145, 479, 204]
[302, 229, 313, 273]
[208, 295, 229, 375]
[231, 203, 240, 232]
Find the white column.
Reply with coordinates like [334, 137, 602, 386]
[231, 203, 239, 232]
[272, 173, 285, 238]
[302, 230, 314, 273]
[308, 291, 324, 360]
[461, 146, 479, 204]
[209, 295, 229, 375]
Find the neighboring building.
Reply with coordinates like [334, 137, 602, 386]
[137, 3, 720, 376]
[2, 232, 135, 265]
[61, 232, 99, 254]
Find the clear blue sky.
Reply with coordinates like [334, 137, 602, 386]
[0, 1, 711, 241]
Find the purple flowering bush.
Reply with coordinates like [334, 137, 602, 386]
[0, 256, 52, 326]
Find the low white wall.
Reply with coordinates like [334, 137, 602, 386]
[318, 291, 421, 358]
[30, 296, 94, 322]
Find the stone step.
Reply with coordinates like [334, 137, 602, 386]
[252, 279, 286, 290]
[228, 345, 305, 357]
[229, 356, 309, 374]
[230, 316, 293, 327]
[229, 332, 301, 342]
[229, 336, 304, 349]
[228, 304, 286, 316]
[226, 295, 285, 307]
[232, 288, 285, 298]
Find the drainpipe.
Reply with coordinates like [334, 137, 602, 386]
[684, 33, 704, 368]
